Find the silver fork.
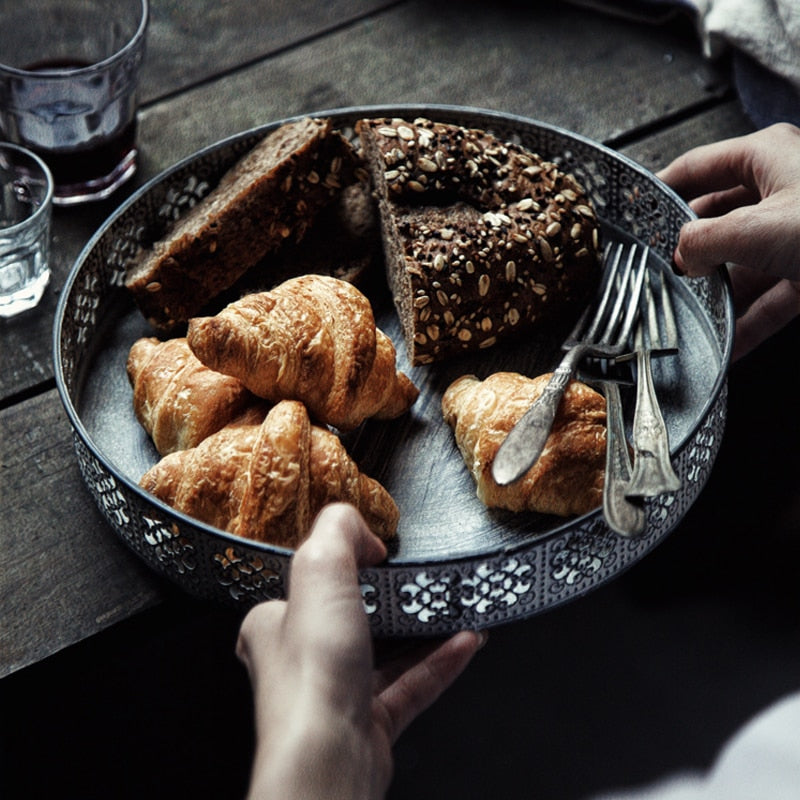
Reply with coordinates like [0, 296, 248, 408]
[491, 241, 648, 487]
[582, 368, 646, 537]
[624, 266, 682, 497]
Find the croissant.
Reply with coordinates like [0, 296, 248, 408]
[127, 336, 260, 455]
[139, 399, 399, 547]
[186, 274, 419, 431]
[442, 372, 607, 517]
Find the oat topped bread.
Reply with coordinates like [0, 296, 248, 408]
[357, 116, 601, 365]
[125, 117, 361, 331]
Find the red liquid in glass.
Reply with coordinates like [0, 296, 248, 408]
[20, 118, 138, 188]
[20, 58, 137, 194]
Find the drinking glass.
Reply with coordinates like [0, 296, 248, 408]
[0, 0, 149, 205]
[0, 143, 53, 317]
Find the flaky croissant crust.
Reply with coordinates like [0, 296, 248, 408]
[186, 275, 418, 431]
[139, 400, 399, 548]
[126, 336, 257, 455]
[442, 372, 607, 517]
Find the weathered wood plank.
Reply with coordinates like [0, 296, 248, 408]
[619, 100, 756, 171]
[0, 0, 729, 404]
[141, 0, 398, 103]
[137, 2, 730, 168]
[0, 391, 164, 677]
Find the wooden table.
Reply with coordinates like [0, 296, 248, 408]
[3, 3, 799, 798]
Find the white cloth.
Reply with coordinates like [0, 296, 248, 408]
[693, 0, 800, 88]
[593, 690, 800, 799]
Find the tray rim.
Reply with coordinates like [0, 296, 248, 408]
[53, 102, 736, 572]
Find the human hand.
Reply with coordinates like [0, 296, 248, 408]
[657, 123, 800, 361]
[236, 503, 486, 800]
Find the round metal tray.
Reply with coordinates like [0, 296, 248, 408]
[54, 104, 733, 636]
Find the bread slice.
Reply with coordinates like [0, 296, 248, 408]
[226, 177, 381, 298]
[125, 117, 360, 330]
[357, 117, 601, 365]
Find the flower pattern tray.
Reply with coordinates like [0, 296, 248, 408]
[54, 105, 733, 635]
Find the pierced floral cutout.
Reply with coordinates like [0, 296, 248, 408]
[213, 546, 284, 603]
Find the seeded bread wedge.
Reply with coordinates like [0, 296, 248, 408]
[227, 177, 380, 299]
[357, 116, 601, 365]
[125, 117, 360, 331]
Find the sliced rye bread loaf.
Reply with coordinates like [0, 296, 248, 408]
[356, 116, 601, 365]
[125, 117, 360, 331]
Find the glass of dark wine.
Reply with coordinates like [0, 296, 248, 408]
[0, 0, 149, 205]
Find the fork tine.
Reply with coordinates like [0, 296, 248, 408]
[597, 242, 648, 352]
[594, 243, 636, 343]
[618, 245, 648, 346]
[565, 241, 622, 346]
[640, 268, 657, 348]
[640, 267, 679, 354]
[583, 242, 624, 340]
[565, 241, 640, 350]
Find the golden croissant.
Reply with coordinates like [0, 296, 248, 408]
[442, 372, 607, 517]
[127, 336, 260, 455]
[139, 399, 399, 548]
[186, 274, 419, 431]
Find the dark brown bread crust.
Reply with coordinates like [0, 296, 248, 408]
[227, 177, 380, 298]
[125, 117, 359, 330]
[356, 117, 601, 364]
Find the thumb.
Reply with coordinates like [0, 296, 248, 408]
[376, 630, 487, 743]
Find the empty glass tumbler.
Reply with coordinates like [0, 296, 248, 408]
[0, 143, 53, 317]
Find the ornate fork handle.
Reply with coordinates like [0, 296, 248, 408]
[625, 347, 681, 497]
[600, 379, 645, 536]
[491, 343, 588, 486]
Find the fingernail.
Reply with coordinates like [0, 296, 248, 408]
[671, 248, 686, 276]
[475, 629, 489, 650]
